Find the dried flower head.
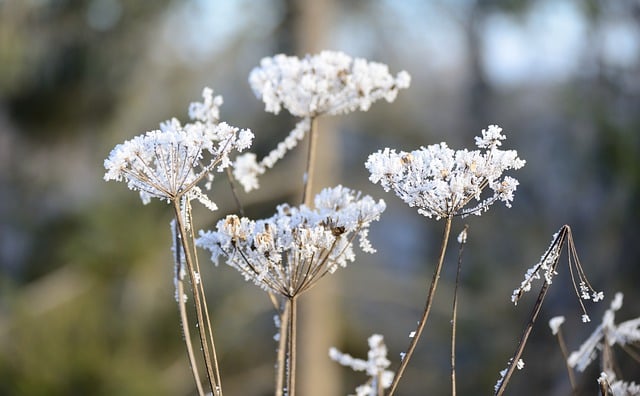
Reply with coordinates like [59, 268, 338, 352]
[104, 88, 253, 205]
[249, 50, 410, 118]
[365, 125, 525, 220]
[197, 185, 385, 297]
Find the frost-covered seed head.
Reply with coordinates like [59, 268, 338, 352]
[197, 185, 385, 297]
[366, 125, 525, 220]
[104, 87, 253, 205]
[249, 50, 410, 118]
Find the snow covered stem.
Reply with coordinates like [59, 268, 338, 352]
[387, 215, 453, 396]
[172, 200, 223, 396]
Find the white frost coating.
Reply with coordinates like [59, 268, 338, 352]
[366, 125, 525, 221]
[249, 51, 410, 118]
[104, 87, 254, 205]
[197, 185, 385, 297]
[548, 316, 565, 335]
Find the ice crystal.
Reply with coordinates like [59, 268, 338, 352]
[197, 185, 385, 297]
[330, 334, 394, 396]
[548, 316, 565, 335]
[365, 125, 525, 220]
[104, 87, 253, 204]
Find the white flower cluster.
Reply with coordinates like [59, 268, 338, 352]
[329, 334, 394, 396]
[196, 186, 386, 297]
[249, 50, 411, 118]
[569, 292, 640, 372]
[366, 125, 525, 220]
[104, 87, 253, 205]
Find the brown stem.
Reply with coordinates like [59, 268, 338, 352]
[555, 327, 578, 394]
[301, 117, 318, 206]
[174, 221, 206, 396]
[225, 166, 245, 217]
[451, 224, 468, 396]
[173, 200, 222, 395]
[286, 295, 299, 396]
[275, 297, 289, 396]
[387, 215, 453, 396]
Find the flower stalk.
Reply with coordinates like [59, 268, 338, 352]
[387, 215, 453, 396]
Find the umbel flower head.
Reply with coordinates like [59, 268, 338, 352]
[197, 185, 386, 298]
[249, 50, 411, 118]
[104, 87, 253, 206]
[365, 125, 525, 220]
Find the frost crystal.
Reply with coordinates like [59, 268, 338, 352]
[197, 185, 385, 297]
[249, 50, 410, 118]
[330, 334, 395, 396]
[104, 87, 253, 204]
[365, 125, 525, 220]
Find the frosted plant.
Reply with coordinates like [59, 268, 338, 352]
[568, 292, 640, 372]
[104, 87, 253, 205]
[329, 334, 394, 396]
[103, 87, 253, 396]
[234, 50, 411, 193]
[365, 125, 525, 220]
[249, 50, 411, 118]
[599, 371, 640, 396]
[511, 225, 603, 318]
[197, 185, 385, 297]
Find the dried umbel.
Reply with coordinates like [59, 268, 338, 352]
[104, 87, 253, 206]
[197, 185, 386, 298]
[249, 50, 411, 118]
[366, 125, 525, 220]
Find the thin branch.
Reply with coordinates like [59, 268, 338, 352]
[387, 215, 453, 396]
[451, 224, 468, 396]
[554, 327, 578, 394]
[225, 166, 245, 217]
[301, 117, 318, 206]
[275, 297, 289, 396]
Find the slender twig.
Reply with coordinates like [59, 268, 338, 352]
[301, 117, 318, 206]
[225, 166, 245, 217]
[174, 222, 206, 396]
[554, 327, 578, 394]
[173, 200, 222, 395]
[387, 215, 453, 396]
[451, 224, 468, 396]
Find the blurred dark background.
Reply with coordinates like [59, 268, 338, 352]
[1, 0, 639, 395]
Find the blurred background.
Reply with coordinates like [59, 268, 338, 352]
[1, 0, 639, 395]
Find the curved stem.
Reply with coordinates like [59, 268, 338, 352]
[301, 117, 318, 206]
[173, 200, 222, 395]
[387, 215, 453, 396]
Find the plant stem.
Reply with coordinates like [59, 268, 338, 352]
[174, 221, 206, 396]
[275, 297, 290, 396]
[387, 215, 453, 396]
[286, 295, 299, 396]
[495, 227, 567, 396]
[173, 200, 222, 396]
[301, 117, 318, 206]
[555, 328, 578, 394]
[451, 224, 468, 396]
[225, 166, 245, 217]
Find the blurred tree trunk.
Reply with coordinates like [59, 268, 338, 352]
[285, 0, 342, 395]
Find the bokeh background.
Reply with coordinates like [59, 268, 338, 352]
[1, 0, 639, 395]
